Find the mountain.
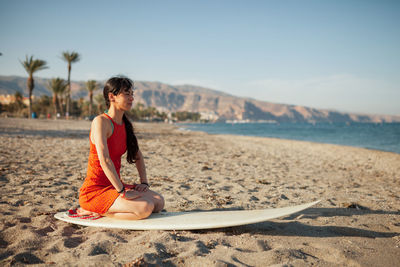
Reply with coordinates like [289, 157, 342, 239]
[1, 75, 399, 123]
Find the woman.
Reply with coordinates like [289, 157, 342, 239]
[78, 76, 164, 220]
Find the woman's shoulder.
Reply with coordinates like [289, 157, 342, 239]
[92, 114, 107, 122]
[90, 114, 113, 140]
[91, 114, 112, 130]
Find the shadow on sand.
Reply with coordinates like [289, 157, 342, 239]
[191, 207, 400, 239]
[283, 206, 400, 219]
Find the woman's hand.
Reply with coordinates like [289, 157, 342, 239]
[135, 183, 149, 192]
[124, 183, 136, 190]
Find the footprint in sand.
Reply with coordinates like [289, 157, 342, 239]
[11, 252, 44, 265]
[64, 236, 84, 249]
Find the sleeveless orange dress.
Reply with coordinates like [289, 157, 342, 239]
[79, 113, 127, 214]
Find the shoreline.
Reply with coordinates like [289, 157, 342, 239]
[1, 117, 399, 266]
[179, 122, 400, 155]
[182, 128, 400, 155]
[2, 117, 399, 155]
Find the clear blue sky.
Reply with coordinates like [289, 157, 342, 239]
[1, 0, 399, 115]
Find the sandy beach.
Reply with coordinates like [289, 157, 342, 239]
[0, 117, 399, 266]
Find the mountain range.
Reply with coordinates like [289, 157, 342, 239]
[1, 75, 399, 123]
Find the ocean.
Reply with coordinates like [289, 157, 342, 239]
[181, 122, 400, 154]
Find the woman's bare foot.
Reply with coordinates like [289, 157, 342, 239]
[77, 207, 101, 217]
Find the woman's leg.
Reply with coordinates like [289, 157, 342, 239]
[103, 189, 164, 220]
[123, 185, 164, 212]
[143, 189, 165, 212]
[104, 195, 155, 220]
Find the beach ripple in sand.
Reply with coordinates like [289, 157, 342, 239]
[0, 118, 400, 266]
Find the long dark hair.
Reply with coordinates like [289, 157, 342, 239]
[103, 76, 139, 163]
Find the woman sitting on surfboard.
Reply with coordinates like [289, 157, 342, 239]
[77, 76, 164, 220]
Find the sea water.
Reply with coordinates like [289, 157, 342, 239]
[181, 122, 400, 154]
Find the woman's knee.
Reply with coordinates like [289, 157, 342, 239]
[153, 194, 165, 212]
[143, 190, 164, 212]
[133, 199, 155, 219]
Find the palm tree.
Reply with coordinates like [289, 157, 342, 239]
[47, 78, 67, 118]
[85, 80, 97, 116]
[20, 55, 48, 118]
[62, 51, 80, 119]
[56, 87, 66, 117]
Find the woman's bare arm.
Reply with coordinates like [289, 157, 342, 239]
[135, 150, 148, 184]
[91, 116, 124, 192]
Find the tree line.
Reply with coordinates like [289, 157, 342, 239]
[0, 89, 98, 119]
[1, 90, 202, 122]
[0, 50, 85, 118]
[19, 52, 81, 119]
[1, 51, 202, 122]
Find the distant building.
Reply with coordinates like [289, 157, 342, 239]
[199, 111, 219, 122]
[0, 94, 30, 105]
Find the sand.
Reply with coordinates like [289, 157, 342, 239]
[0, 117, 399, 266]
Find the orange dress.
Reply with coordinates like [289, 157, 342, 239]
[79, 114, 127, 214]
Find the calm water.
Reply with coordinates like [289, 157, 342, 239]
[181, 122, 400, 154]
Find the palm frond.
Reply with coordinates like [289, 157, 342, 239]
[86, 80, 97, 93]
[62, 51, 81, 63]
[47, 78, 67, 95]
[20, 55, 48, 75]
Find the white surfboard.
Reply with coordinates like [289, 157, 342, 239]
[54, 200, 320, 230]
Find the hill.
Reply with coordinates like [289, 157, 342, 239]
[1, 75, 399, 123]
